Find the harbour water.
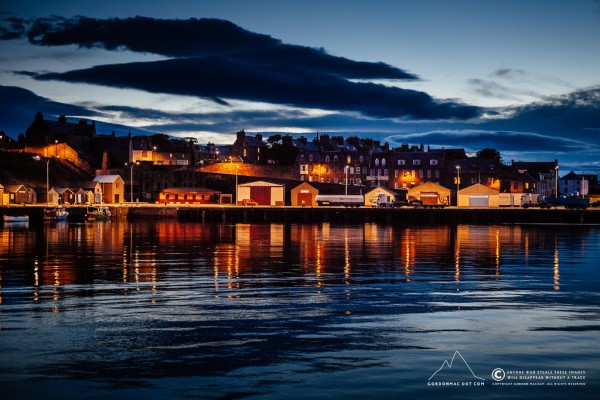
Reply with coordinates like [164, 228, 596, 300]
[0, 221, 599, 399]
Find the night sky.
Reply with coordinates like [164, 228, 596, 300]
[1, 0, 599, 172]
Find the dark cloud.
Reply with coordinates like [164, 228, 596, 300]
[13, 16, 418, 81]
[386, 130, 592, 153]
[3, 15, 483, 120]
[32, 57, 480, 120]
[0, 16, 27, 39]
[486, 87, 600, 140]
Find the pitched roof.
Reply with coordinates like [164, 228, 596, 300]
[239, 180, 284, 187]
[458, 183, 500, 195]
[93, 175, 123, 183]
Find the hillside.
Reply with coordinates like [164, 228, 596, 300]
[0, 151, 92, 187]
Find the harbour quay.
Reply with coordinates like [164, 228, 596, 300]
[131, 205, 600, 225]
[3, 205, 600, 225]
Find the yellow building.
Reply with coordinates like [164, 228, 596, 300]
[458, 183, 500, 207]
[408, 182, 451, 205]
[291, 182, 319, 206]
[93, 175, 125, 204]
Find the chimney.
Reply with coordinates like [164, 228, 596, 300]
[102, 151, 109, 170]
[35, 112, 44, 122]
[255, 133, 263, 141]
[58, 115, 67, 124]
[236, 129, 246, 142]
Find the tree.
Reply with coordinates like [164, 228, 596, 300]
[476, 148, 502, 164]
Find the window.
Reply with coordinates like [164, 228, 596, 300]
[359, 155, 364, 163]
[395, 170, 399, 178]
[299, 154, 305, 162]
[413, 159, 421, 166]
[430, 159, 438, 165]
[382, 158, 386, 167]
[418, 170, 423, 178]
[403, 171, 408, 177]
[374, 159, 380, 167]
[378, 169, 382, 176]
[435, 170, 440, 178]
[309, 154, 313, 162]
[325, 155, 330, 163]
[427, 170, 432, 178]
[334, 156, 338, 162]
[362, 167, 367, 174]
[398, 159, 405, 166]
[349, 167, 353, 174]
[370, 169, 375, 176]
[384, 169, 388, 176]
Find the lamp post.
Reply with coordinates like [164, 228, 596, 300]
[555, 165, 559, 197]
[46, 158, 50, 206]
[126, 162, 138, 203]
[55, 139, 58, 157]
[456, 165, 461, 206]
[235, 165, 239, 206]
[345, 165, 349, 195]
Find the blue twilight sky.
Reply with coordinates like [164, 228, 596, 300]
[1, 0, 599, 172]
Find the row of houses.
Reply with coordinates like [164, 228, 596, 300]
[0, 175, 124, 205]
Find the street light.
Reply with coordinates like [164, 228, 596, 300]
[125, 162, 138, 202]
[46, 158, 50, 206]
[345, 165, 349, 195]
[235, 165, 239, 206]
[46, 155, 59, 206]
[555, 165, 559, 197]
[456, 165, 461, 206]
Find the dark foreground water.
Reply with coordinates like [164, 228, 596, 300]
[1, 221, 599, 399]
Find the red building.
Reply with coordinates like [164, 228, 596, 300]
[158, 187, 221, 205]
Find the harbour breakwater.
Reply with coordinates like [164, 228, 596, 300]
[3, 205, 600, 225]
[132, 206, 600, 225]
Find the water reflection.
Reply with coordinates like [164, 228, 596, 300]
[0, 222, 594, 303]
[0, 221, 598, 400]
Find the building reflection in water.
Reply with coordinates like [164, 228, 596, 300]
[0, 221, 581, 306]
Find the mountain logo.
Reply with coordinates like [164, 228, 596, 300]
[429, 351, 485, 381]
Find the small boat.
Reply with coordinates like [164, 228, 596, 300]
[3, 215, 30, 222]
[86, 206, 111, 221]
[43, 207, 69, 221]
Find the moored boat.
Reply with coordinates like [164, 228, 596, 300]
[85, 206, 111, 221]
[3, 215, 30, 222]
[43, 207, 69, 221]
